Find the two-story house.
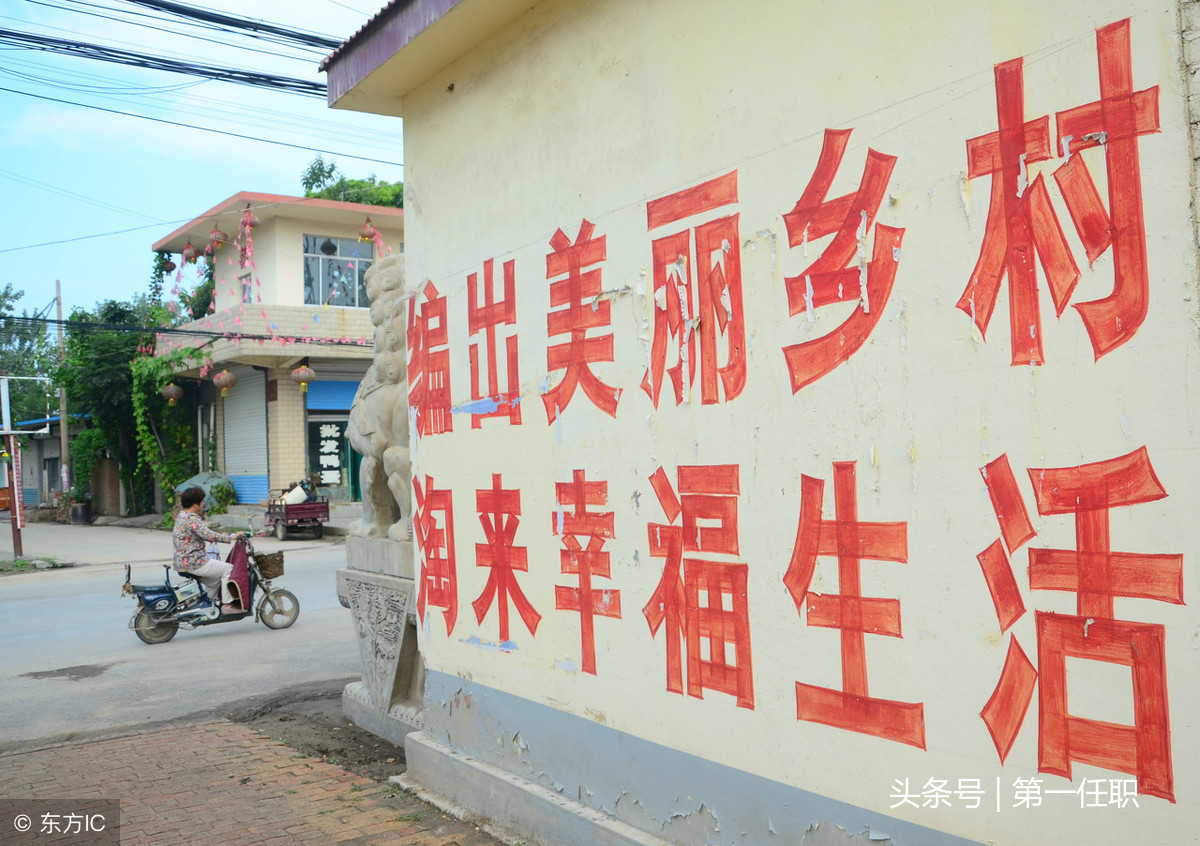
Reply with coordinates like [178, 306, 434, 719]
[154, 191, 403, 505]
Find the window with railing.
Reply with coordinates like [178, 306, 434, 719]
[302, 235, 373, 307]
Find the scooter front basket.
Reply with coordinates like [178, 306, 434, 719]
[255, 551, 284, 580]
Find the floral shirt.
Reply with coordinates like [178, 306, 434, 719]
[173, 510, 234, 572]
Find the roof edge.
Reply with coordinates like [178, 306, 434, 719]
[152, 191, 403, 252]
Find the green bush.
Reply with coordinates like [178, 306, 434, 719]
[207, 483, 237, 515]
[70, 428, 109, 502]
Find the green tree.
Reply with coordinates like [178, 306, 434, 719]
[302, 155, 340, 193]
[0, 284, 55, 425]
[57, 300, 158, 513]
[301, 156, 403, 208]
[130, 349, 204, 496]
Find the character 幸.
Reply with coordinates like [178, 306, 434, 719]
[553, 469, 621, 675]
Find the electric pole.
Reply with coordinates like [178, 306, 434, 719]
[56, 281, 69, 499]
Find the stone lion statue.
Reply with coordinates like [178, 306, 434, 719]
[347, 254, 412, 539]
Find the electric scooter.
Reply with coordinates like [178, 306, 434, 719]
[122, 538, 298, 644]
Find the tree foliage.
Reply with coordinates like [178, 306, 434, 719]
[130, 347, 206, 495]
[0, 284, 55, 425]
[301, 156, 403, 208]
[69, 427, 107, 503]
[57, 300, 159, 512]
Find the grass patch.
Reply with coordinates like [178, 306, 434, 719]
[0, 557, 70, 574]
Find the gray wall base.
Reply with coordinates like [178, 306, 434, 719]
[397, 731, 672, 846]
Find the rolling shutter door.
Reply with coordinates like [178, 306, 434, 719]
[222, 365, 268, 503]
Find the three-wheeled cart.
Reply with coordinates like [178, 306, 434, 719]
[263, 489, 329, 540]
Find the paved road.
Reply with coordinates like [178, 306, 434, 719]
[0, 529, 359, 750]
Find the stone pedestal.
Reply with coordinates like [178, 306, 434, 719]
[336, 535, 423, 746]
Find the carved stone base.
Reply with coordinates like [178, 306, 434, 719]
[343, 680, 424, 748]
[337, 535, 422, 743]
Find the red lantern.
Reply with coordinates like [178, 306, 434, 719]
[160, 383, 183, 406]
[359, 217, 377, 241]
[242, 204, 259, 230]
[162, 259, 177, 273]
[182, 241, 198, 264]
[291, 365, 316, 393]
[213, 370, 237, 397]
[209, 225, 230, 249]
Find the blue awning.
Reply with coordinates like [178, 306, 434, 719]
[305, 380, 360, 411]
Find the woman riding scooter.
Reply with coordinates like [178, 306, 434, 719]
[172, 486, 247, 615]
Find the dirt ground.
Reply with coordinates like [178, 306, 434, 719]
[220, 676, 408, 784]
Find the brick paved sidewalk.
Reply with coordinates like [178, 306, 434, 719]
[0, 721, 504, 846]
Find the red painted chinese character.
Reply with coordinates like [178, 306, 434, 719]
[543, 220, 621, 420]
[1054, 19, 1160, 357]
[784, 462, 924, 748]
[408, 281, 452, 435]
[642, 172, 746, 407]
[467, 258, 521, 427]
[781, 130, 904, 393]
[961, 18, 1159, 364]
[414, 474, 457, 635]
[553, 469, 621, 675]
[472, 474, 540, 643]
[643, 464, 753, 708]
[976, 448, 1182, 802]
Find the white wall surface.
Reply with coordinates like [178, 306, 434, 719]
[395, 1, 1200, 841]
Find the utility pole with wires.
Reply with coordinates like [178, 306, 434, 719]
[57, 281, 70, 500]
[0, 378, 21, 559]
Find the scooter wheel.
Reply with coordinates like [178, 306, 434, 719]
[258, 589, 299, 629]
[133, 608, 179, 644]
[275, 520, 288, 541]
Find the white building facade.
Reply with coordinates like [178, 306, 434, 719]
[155, 192, 403, 503]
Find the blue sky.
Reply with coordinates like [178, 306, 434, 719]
[0, 0, 402, 320]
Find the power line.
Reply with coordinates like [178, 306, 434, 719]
[0, 54, 402, 152]
[20, 0, 327, 62]
[27, 0, 333, 56]
[0, 60, 209, 95]
[0, 26, 326, 96]
[8, 4, 316, 63]
[0, 220, 169, 254]
[115, 0, 342, 50]
[0, 166, 161, 221]
[0, 85, 403, 166]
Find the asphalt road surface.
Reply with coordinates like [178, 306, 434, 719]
[0, 538, 360, 751]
